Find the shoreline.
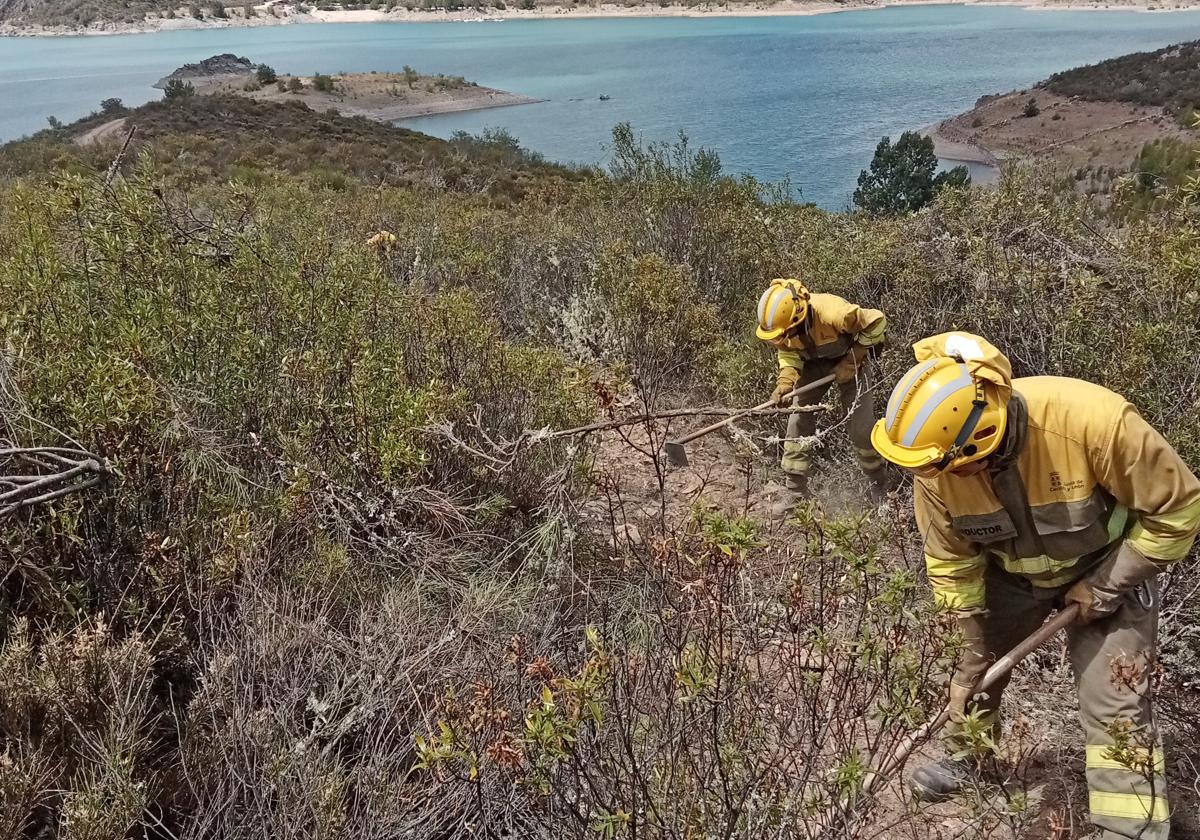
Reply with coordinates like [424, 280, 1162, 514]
[329, 91, 544, 121]
[923, 125, 1003, 166]
[5, 0, 1200, 37]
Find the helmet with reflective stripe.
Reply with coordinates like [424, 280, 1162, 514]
[871, 355, 1008, 471]
[755, 279, 810, 341]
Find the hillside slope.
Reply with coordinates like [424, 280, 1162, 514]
[1, 82, 1198, 840]
[930, 40, 1199, 194]
[1, 94, 580, 201]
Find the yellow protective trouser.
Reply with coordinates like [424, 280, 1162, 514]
[949, 563, 1170, 839]
[780, 357, 883, 479]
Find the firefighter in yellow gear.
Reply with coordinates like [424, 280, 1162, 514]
[871, 331, 1200, 840]
[755, 279, 889, 497]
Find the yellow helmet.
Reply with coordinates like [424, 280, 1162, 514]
[871, 355, 1009, 472]
[756, 279, 810, 341]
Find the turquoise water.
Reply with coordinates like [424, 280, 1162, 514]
[3, 6, 1200, 206]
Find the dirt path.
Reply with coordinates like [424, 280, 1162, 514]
[74, 117, 126, 146]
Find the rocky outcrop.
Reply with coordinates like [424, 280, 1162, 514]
[154, 54, 255, 89]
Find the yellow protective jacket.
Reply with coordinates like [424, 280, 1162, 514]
[916, 376, 1200, 614]
[775, 293, 886, 370]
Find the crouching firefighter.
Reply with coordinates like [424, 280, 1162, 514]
[870, 332, 1200, 839]
[754, 279, 890, 498]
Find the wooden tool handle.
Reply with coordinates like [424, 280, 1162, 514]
[821, 603, 1080, 831]
[674, 373, 837, 447]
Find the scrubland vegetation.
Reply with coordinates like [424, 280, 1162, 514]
[0, 94, 1198, 838]
[1043, 39, 1200, 118]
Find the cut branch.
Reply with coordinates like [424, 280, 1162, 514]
[0, 446, 112, 519]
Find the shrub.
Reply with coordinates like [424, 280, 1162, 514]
[256, 64, 278, 85]
[287, 77, 304, 92]
[100, 97, 125, 115]
[312, 73, 336, 93]
[2, 110, 1199, 840]
[1022, 97, 1040, 118]
[163, 79, 196, 100]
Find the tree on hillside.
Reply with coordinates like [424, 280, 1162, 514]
[100, 97, 124, 115]
[853, 132, 970, 216]
[257, 64, 278, 85]
[163, 80, 196, 100]
[402, 65, 419, 89]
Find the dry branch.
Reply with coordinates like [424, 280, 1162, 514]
[0, 446, 111, 518]
[424, 402, 830, 474]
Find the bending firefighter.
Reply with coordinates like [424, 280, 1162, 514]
[871, 332, 1200, 839]
[755, 279, 889, 497]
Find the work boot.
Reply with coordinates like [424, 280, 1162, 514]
[784, 473, 810, 498]
[910, 756, 972, 802]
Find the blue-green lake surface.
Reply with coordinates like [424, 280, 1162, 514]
[4, 6, 1200, 206]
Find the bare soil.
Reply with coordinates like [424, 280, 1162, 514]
[194, 72, 543, 122]
[74, 116, 127, 146]
[931, 88, 1195, 175]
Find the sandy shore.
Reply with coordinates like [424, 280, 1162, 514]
[923, 127, 1002, 166]
[5, 0, 1200, 37]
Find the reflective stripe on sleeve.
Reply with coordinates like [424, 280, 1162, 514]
[778, 349, 805, 371]
[1126, 496, 1200, 561]
[857, 315, 886, 346]
[925, 553, 986, 612]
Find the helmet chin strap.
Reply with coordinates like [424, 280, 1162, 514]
[933, 368, 988, 472]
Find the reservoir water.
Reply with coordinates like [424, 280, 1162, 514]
[3, 5, 1200, 207]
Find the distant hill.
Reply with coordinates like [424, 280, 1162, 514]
[0, 94, 582, 203]
[929, 41, 1198, 198]
[0, 0, 179, 26]
[1042, 40, 1200, 114]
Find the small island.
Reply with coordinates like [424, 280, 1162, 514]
[149, 55, 543, 123]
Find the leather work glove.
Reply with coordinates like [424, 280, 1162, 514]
[833, 344, 870, 384]
[1065, 542, 1163, 624]
[771, 365, 802, 406]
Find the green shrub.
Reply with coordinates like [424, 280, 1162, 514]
[312, 73, 336, 93]
[163, 79, 195, 100]
[256, 64, 278, 85]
